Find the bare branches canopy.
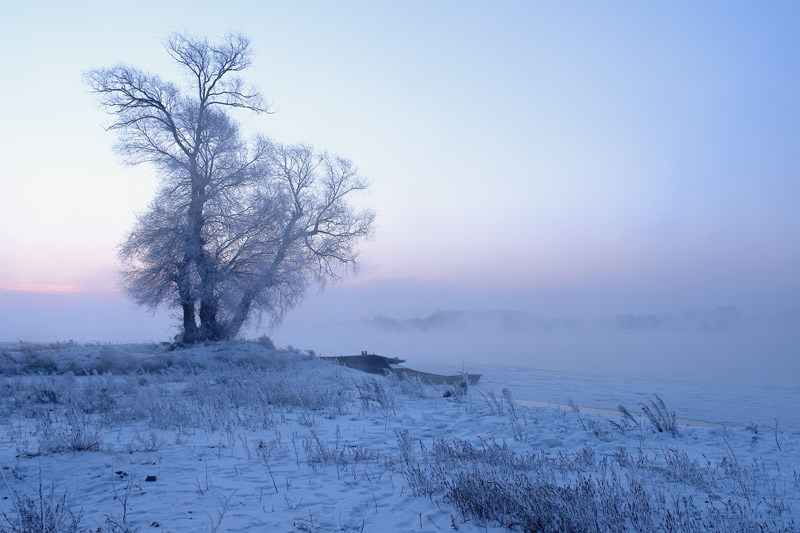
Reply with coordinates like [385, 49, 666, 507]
[86, 33, 374, 342]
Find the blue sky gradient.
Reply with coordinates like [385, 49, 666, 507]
[1, 2, 798, 352]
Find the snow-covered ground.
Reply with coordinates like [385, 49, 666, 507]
[0, 341, 798, 531]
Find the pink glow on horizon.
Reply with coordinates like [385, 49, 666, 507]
[0, 283, 120, 295]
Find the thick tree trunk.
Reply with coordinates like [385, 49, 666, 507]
[186, 166, 220, 342]
[199, 290, 220, 340]
[181, 303, 199, 343]
[176, 257, 198, 342]
[196, 244, 223, 340]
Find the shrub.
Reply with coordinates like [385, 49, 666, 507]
[35, 408, 102, 456]
[640, 395, 679, 436]
[354, 379, 395, 412]
[252, 335, 276, 350]
[0, 472, 87, 533]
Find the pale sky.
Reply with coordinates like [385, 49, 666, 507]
[1, 2, 799, 350]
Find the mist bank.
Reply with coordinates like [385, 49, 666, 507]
[0, 290, 173, 343]
[275, 307, 800, 387]
[361, 306, 798, 334]
[2, 288, 798, 388]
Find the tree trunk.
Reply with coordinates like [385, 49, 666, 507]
[194, 246, 218, 340]
[199, 290, 220, 340]
[176, 257, 198, 342]
[181, 303, 199, 343]
[186, 166, 218, 341]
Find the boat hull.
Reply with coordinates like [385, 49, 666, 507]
[322, 353, 481, 385]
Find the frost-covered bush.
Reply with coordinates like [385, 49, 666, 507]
[0, 343, 363, 457]
[0, 477, 87, 533]
[396, 434, 797, 532]
[33, 408, 102, 456]
[640, 395, 680, 436]
[354, 379, 395, 412]
[19, 351, 58, 374]
[252, 335, 276, 350]
[0, 342, 164, 376]
[384, 372, 430, 399]
[84, 347, 141, 375]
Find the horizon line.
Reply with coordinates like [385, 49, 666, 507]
[0, 283, 120, 295]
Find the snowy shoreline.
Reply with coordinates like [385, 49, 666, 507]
[403, 359, 800, 432]
[0, 341, 797, 531]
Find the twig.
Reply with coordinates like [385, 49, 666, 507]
[568, 398, 587, 431]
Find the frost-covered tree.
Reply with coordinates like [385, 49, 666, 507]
[86, 33, 374, 342]
[207, 143, 374, 339]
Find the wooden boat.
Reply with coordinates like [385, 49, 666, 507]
[321, 352, 405, 374]
[322, 352, 481, 385]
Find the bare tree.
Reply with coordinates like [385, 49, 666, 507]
[87, 33, 374, 342]
[216, 143, 375, 339]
